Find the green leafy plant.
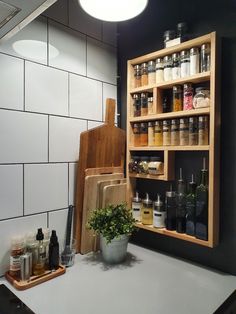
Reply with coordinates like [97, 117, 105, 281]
[87, 203, 136, 243]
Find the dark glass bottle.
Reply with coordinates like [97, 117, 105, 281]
[49, 230, 59, 270]
[195, 159, 208, 240]
[186, 174, 196, 236]
[162, 96, 171, 113]
[166, 186, 176, 230]
[176, 168, 186, 233]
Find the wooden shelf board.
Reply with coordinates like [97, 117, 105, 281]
[130, 33, 212, 65]
[129, 108, 210, 122]
[130, 72, 210, 93]
[129, 145, 210, 151]
[129, 173, 166, 181]
[135, 223, 211, 247]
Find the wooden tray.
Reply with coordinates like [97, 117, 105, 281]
[5, 265, 66, 290]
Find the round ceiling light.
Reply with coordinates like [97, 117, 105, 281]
[79, 0, 148, 22]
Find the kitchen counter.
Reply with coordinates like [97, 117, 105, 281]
[1, 243, 236, 314]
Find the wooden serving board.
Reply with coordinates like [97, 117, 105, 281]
[74, 99, 125, 252]
[102, 183, 127, 208]
[97, 179, 127, 208]
[81, 173, 124, 254]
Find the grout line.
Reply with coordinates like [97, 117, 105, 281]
[47, 18, 49, 66]
[48, 115, 50, 162]
[102, 82, 104, 121]
[0, 161, 78, 166]
[23, 60, 26, 111]
[47, 212, 49, 228]
[68, 73, 70, 116]
[68, 163, 70, 206]
[22, 164, 24, 216]
[85, 35, 88, 77]
[67, 0, 70, 26]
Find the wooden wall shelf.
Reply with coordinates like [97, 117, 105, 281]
[126, 32, 220, 248]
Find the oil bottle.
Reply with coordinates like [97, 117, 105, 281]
[176, 168, 186, 233]
[186, 174, 196, 236]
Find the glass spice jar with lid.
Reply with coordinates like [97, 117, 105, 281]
[163, 55, 172, 81]
[148, 96, 154, 115]
[162, 96, 171, 113]
[193, 87, 210, 108]
[154, 120, 163, 146]
[183, 83, 194, 110]
[133, 123, 140, 147]
[198, 116, 209, 145]
[138, 156, 150, 174]
[201, 43, 211, 72]
[172, 52, 180, 80]
[173, 85, 183, 111]
[128, 156, 140, 173]
[132, 93, 141, 117]
[148, 157, 164, 175]
[156, 58, 164, 83]
[140, 122, 148, 146]
[148, 121, 155, 146]
[141, 62, 148, 86]
[141, 92, 148, 116]
[179, 118, 189, 146]
[163, 120, 171, 146]
[141, 193, 153, 225]
[171, 119, 180, 146]
[180, 50, 190, 78]
[148, 60, 156, 85]
[190, 47, 200, 75]
[189, 117, 198, 145]
[133, 64, 141, 88]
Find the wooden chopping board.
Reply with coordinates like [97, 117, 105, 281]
[97, 179, 127, 208]
[81, 173, 124, 254]
[74, 99, 126, 252]
[102, 183, 127, 208]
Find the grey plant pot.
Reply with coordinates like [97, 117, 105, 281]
[100, 234, 129, 264]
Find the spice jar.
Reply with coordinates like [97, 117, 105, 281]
[154, 120, 163, 146]
[141, 193, 153, 225]
[140, 122, 148, 146]
[190, 47, 200, 75]
[153, 194, 166, 228]
[148, 121, 155, 146]
[173, 85, 183, 111]
[171, 119, 180, 146]
[163, 55, 172, 81]
[180, 50, 190, 78]
[163, 120, 171, 146]
[9, 236, 25, 278]
[138, 156, 149, 174]
[148, 60, 156, 85]
[172, 52, 180, 80]
[133, 123, 140, 146]
[128, 156, 140, 173]
[133, 93, 141, 117]
[198, 116, 209, 145]
[193, 87, 210, 108]
[179, 118, 189, 146]
[141, 92, 148, 116]
[156, 58, 164, 83]
[165, 188, 177, 230]
[201, 43, 211, 72]
[141, 62, 148, 86]
[148, 157, 164, 175]
[162, 96, 171, 113]
[148, 96, 154, 115]
[132, 192, 142, 221]
[189, 117, 198, 145]
[163, 30, 175, 48]
[134, 64, 141, 88]
[183, 83, 194, 110]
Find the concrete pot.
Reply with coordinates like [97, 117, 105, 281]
[100, 234, 129, 264]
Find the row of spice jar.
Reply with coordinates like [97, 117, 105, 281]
[128, 156, 164, 176]
[132, 92, 154, 117]
[133, 43, 210, 88]
[133, 116, 209, 147]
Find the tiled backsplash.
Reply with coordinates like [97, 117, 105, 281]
[0, 0, 117, 276]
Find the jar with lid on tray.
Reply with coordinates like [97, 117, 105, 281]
[179, 118, 189, 146]
[172, 52, 180, 80]
[163, 120, 171, 146]
[163, 55, 172, 81]
[154, 120, 163, 146]
[180, 50, 190, 78]
[156, 58, 164, 83]
[190, 47, 200, 75]
[171, 119, 180, 146]
[183, 83, 194, 110]
[148, 157, 164, 175]
[173, 85, 183, 111]
[148, 60, 156, 85]
[141, 62, 148, 86]
[198, 116, 209, 145]
[189, 117, 198, 146]
[133, 123, 140, 147]
[193, 87, 210, 108]
[140, 122, 148, 146]
[133, 64, 141, 88]
[201, 43, 211, 72]
[132, 93, 141, 117]
[141, 92, 148, 116]
[148, 122, 155, 146]
[148, 96, 154, 115]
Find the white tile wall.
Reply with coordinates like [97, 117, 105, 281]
[0, 54, 24, 111]
[24, 163, 68, 215]
[70, 74, 102, 120]
[0, 110, 48, 164]
[25, 62, 68, 116]
[49, 20, 86, 75]
[49, 116, 87, 162]
[0, 213, 47, 275]
[87, 37, 117, 84]
[48, 208, 69, 244]
[88, 121, 104, 129]
[102, 83, 118, 123]
[0, 17, 47, 64]
[69, 163, 77, 205]
[0, 165, 23, 220]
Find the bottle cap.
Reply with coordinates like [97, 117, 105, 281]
[143, 193, 153, 205]
[133, 191, 141, 202]
[36, 228, 44, 241]
[154, 194, 163, 207]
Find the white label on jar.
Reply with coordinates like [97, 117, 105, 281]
[180, 62, 190, 78]
[172, 67, 180, 80]
[163, 68, 172, 81]
[190, 55, 200, 76]
[10, 255, 21, 271]
[156, 70, 164, 83]
[153, 211, 166, 228]
[132, 202, 141, 221]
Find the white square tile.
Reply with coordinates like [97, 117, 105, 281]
[0, 54, 24, 111]
[87, 37, 117, 84]
[102, 83, 118, 123]
[43, 0, 68, 25]
[0, 110, 48, 163]
[69, 163, 77, 205]
[87, 121, 104, 129]
[69, 74, 102, 120]
[0, 165, 23, 220]
[25, 61, 68, 116]
[69, 0, 102, 40]
[0, 17, 47, 64]
[24, 163, 68, 215]
[49, 20, 86, 75]
[49, 208, 70, 244]
[102, 22, 117, 46]
[49, 116, 87, 162]
[0, 213, 47, 275]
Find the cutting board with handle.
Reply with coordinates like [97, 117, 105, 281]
[102, 183, 127, 208]
[97, 178, 127, 208]
[74, 99, 126, 252]
[81, 173, 124, 254]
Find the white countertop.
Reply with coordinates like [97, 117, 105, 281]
[1, 244, 236, 314]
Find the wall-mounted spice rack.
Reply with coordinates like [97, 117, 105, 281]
[126, 32, 220, 248]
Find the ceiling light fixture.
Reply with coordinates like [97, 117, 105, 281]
[79, 0, 148, 22]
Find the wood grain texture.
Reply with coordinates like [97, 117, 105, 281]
[101, 183, 127, 208]
[74, 99, 126, 252]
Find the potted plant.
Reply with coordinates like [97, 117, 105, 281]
[87, 203, 135, 264]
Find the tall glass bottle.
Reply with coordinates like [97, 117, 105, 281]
[33, 228, 46, 276]
[186, 174, 196, 236]
[176, 168, 186, 233]
[195, 158, 208, 240]
[165, 185, 176, 230]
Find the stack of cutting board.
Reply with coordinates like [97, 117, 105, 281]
[74, 99, 126, 254]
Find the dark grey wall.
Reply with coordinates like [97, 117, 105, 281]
[118, 0, 236, 275]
